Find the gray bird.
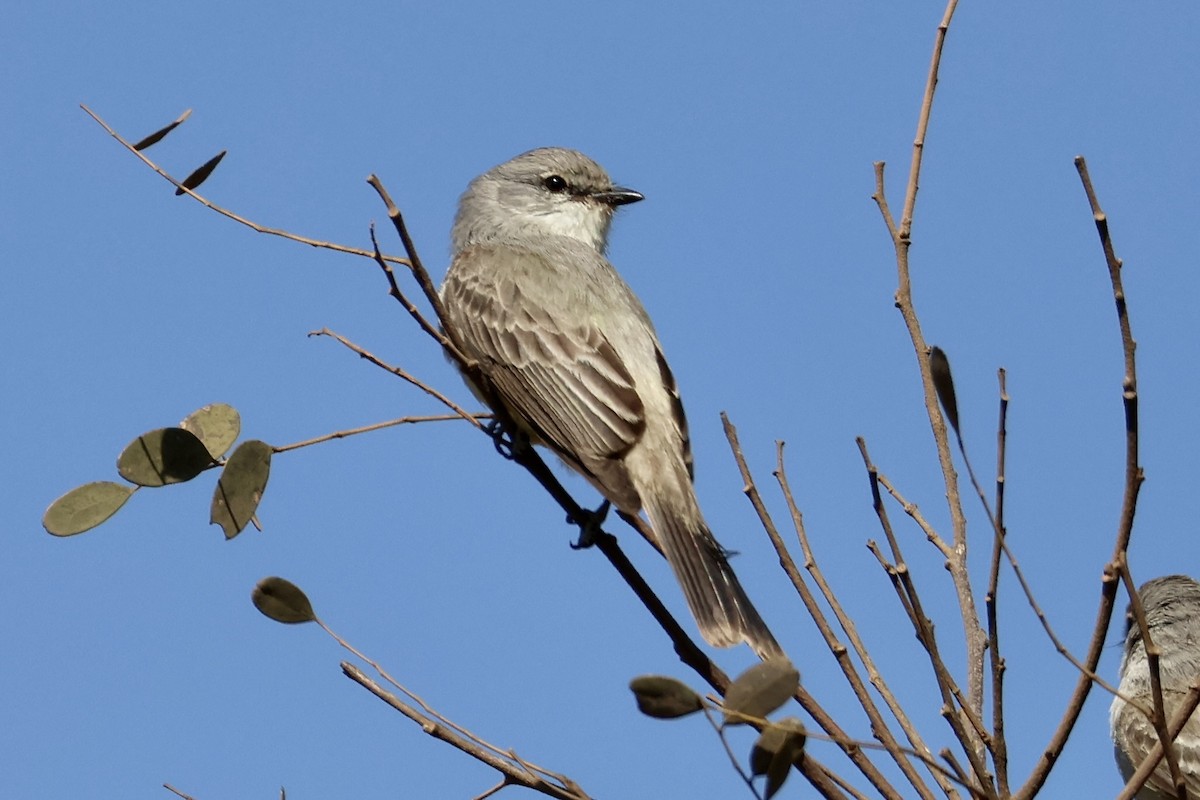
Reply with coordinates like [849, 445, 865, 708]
[440, 147, 780, 657]
[1112, 574, 1200, 798]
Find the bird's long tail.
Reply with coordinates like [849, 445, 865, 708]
[643, 490, 782, 660]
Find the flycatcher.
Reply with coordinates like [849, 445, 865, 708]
[440, 148, 780, 657]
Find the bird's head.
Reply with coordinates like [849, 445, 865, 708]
[452, 147, 643, 254]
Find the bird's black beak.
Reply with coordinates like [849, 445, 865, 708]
[592, 186, 644, 206]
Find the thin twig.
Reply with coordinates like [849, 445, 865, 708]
[80, 105, 409, 267]
[950, 368, 1120, 718]
[343, 663, 589, 800]
[272, 413, 490, 453]
[1015, 156, 1145, 799]
[953, 406, 1121, 700]
[804, 730, 997, 800]
[314, 614, 588, 797]
[701, 706, 764, 800]
[368, 225, 469, 363]
[873, 473, 951, 559]
[986, 369, 1010, 795]
[768, 441, 943, 800]
[473, 779, 509, 800]
[366, 175, 453, 330]
[872, 463, 999, 776]
[308, 327, 484, 429]
[898, 0, 961, 241]
[806, 761, 860, 800]
[721, 416, 901, 799]
[857, 440, 995, 797]
[871, 0, 985, 726]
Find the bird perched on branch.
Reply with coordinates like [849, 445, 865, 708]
[440, 147, 780, 658]
[1111, 574, 1200, 799]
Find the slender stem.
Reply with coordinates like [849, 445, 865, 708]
[1014, 156, 1144, 800]
[872, 0, 984, 725]
[80, 105, 410, 267]
[986, 370, 1010, 793]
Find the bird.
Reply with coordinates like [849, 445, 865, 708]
[1111, 574, 1200, 799]
[439, 147, 780, 657]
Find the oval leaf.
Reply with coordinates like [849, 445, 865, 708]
[117, 427, 214, 487]
[629, 675, 703, 719]
[723, 658, 800, 725]
[929, 345, 960, 436]
[252, 577, 316, 624]
[43, 481, 136, 536]
[211, 440, 272, 539]
[181, 403, 241, 459]
[175, 150, 226, 195]
[751, 717, 806, 799]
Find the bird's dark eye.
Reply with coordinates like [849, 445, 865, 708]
[543, 174, 568, 193]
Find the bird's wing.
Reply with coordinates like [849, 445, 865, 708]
[443, 245, 647, 474]
[652, 346, 694, 482]
[1114, 695, 1200, 799]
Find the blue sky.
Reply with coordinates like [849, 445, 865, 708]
[7, 2, 1200, 798]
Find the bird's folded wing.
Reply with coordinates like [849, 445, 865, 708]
[444, 246, 647, 466]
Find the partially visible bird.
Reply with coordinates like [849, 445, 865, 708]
[1112, 574, 1200, 799]
[440, 147, 780, 657]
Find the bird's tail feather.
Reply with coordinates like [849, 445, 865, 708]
[643, 494, 782, 660]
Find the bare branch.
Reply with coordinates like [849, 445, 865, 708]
[366, 174, 453, 333]
[80, 106, 409, 267]
[368, 224, 470, 364]
[986, 369, 1010, 794]
[272, 413, 491, 454]
[857, 440, 995, 797]
[770, 442, 945, 800]
[308, 327, 485, 429]
[871, 0, 984, 722]
[899, 0, 961, 241]
[344, 663, 590, 800]
[720, 415, 903, 799]
[1014, 155, 1145, 800]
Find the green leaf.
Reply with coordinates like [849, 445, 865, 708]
[181, 403, 241, 459]
[117, 427, 214, 487]
[43, 481, 137, 536]
[252, 577, 316, 624]
[211, 440, 272, 539]
[750, 717, 807, 799]
[723, 658, 800, 725]
[629, 676, 703, 719]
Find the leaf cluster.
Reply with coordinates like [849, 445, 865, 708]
[631, 659, 804, 799]
[43, 403, 271, 539]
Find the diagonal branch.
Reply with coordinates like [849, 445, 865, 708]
[858, 441, 995, 798]
[721, 416, 903, 799]
[80, 105, 409, 267]
[770, 442, 948, 800]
